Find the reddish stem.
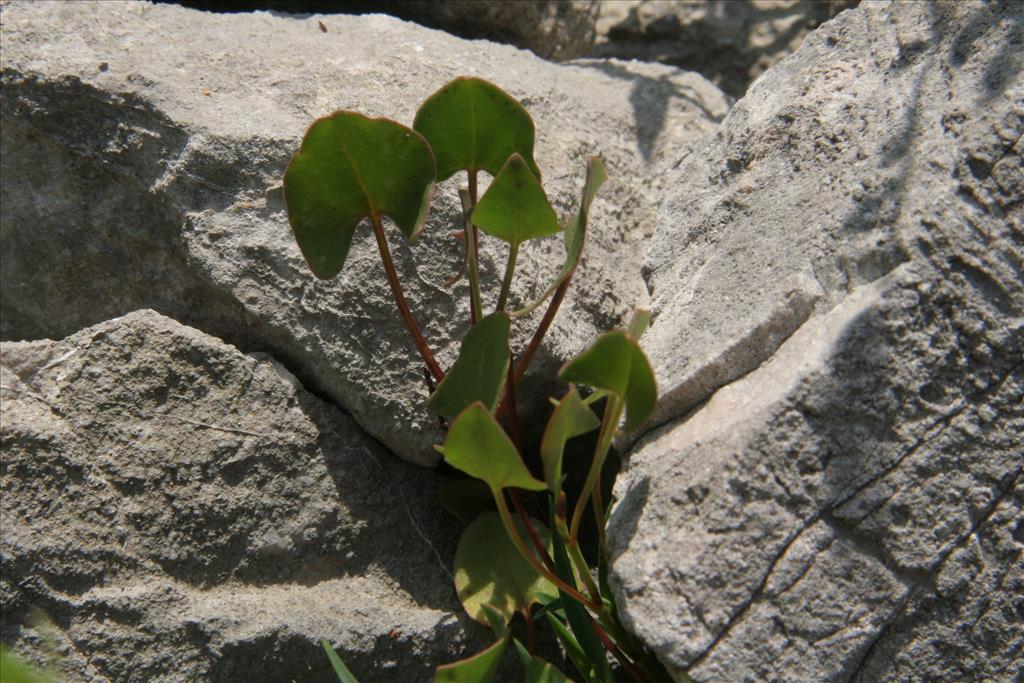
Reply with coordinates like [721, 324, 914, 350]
[591, 617, 648, 683]
[514, 276, 570, 386]
[370, 212, 445, 382]
[509, 490, 556, 575]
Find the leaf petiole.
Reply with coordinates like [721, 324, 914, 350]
[369, 211, 444, 382]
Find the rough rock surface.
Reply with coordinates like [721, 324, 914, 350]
[172, 0, 602, 62]
[0, 0, 729, 465]
[609, 1, 1024, 681]
[594, 0, 858, 98]
[0, 309, 483, 682]
[351, 0, 602, 62]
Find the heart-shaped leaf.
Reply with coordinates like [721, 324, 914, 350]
[513, 640, 572, 683]
[453, 512, 555, 625]
[540, 387, 600, 496]
[433, 635, 509, 683]
[559, 331, 656, 433]
[414, 77, 540, 181]
[283, 112, 435, 279]
[471, 154, 560, 248]
[441, 402, 546, 494]
[428, 312, 510, 420]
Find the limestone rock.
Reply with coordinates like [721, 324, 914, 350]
[609, 1, 1024, 681]
[594, 0, 858, 98]
[0, 309, 483, 682]
[354, 0, 602, 62]
[174, 0, 601, 62]
[0, 0, 729, 465]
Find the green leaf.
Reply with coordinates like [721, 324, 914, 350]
[283, 112, 435, 279]
[433, 636, 509, 683]
[438, 477, 495, 524]
[559, 331, 657, 433]
[514, 640, 572, 683]
[471, 154, 560, 247]
[550, 524, 614, 683]
[428, 313, 510, 419]
[440, 403, 546, 494]
[321, 641, 360, 683]
[511, 157, 607, 318]
[540, 387, 600, 496]
[414, 77, 540, 182]
[544, 613, 592, 681]
[0, 646, 53, 683]
[453, 512, 555, 624]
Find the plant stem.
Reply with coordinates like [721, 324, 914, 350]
[513, 276, 570, 385]
[461, 175, 483, 324]
[495, 241, 519, 312]
[504, 355, 522, 449]
[370, 212, 444, 382]
[590, 617, 649, 683]
[567, 537, 601, 602]
[494, 491, 602, 612]
[523, 607, 537, 655]
[509, 489, 556, 575]
[592, 481, 608, 551]
[570, 394, 622, 543]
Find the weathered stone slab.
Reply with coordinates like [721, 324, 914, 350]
[0, 310, 482, 682]
[609, 1, 1024, 680]
[0, 0, 729, 465]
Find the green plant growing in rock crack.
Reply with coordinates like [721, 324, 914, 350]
[284, 77, 675, 683]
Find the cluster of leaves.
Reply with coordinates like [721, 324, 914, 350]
[284, 77, 672, 682]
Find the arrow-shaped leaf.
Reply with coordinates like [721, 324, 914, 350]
[540, 387, 600, 497]
[558, 331, 656, 433]
[441, 403, 546, 494]
[512, 157, 608, 317]
[471, 154, 560, 248]
[414, 77, 540, 181]
[453, 512, 554, 625]
[283, 112, 435, 279]
[428, 312, 510, 419]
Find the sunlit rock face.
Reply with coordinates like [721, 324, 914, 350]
[609, 1, 1023, 681]
[0, 0, 727, 466]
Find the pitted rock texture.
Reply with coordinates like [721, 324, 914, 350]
[174, 0, 601, 62]
[609, 1, 1024, 681]
[594, 0, 859, 98]
[0, 310, 482, 682]
[0, 0, 730, 465]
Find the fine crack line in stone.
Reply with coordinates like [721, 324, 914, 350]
[844, 589, 915, 683]
[358, 445, 454, 584]
[688, 515, 816, 669]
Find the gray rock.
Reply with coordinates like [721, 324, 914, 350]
[594, 0, 858, 98]
[360, 0, 602, 62]
[609, 1, 1024, 681]
[0, 309, 483, 682]
[0, 0, 729, 466]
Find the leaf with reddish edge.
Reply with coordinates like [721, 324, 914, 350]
[540, 386, 600, 497]
[558, 331, 656, 433]
[414, 77, 540, 182]
[440, 403, 546, 494]
[428, 312, 510, 420]
[284, 112, 435, 279]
